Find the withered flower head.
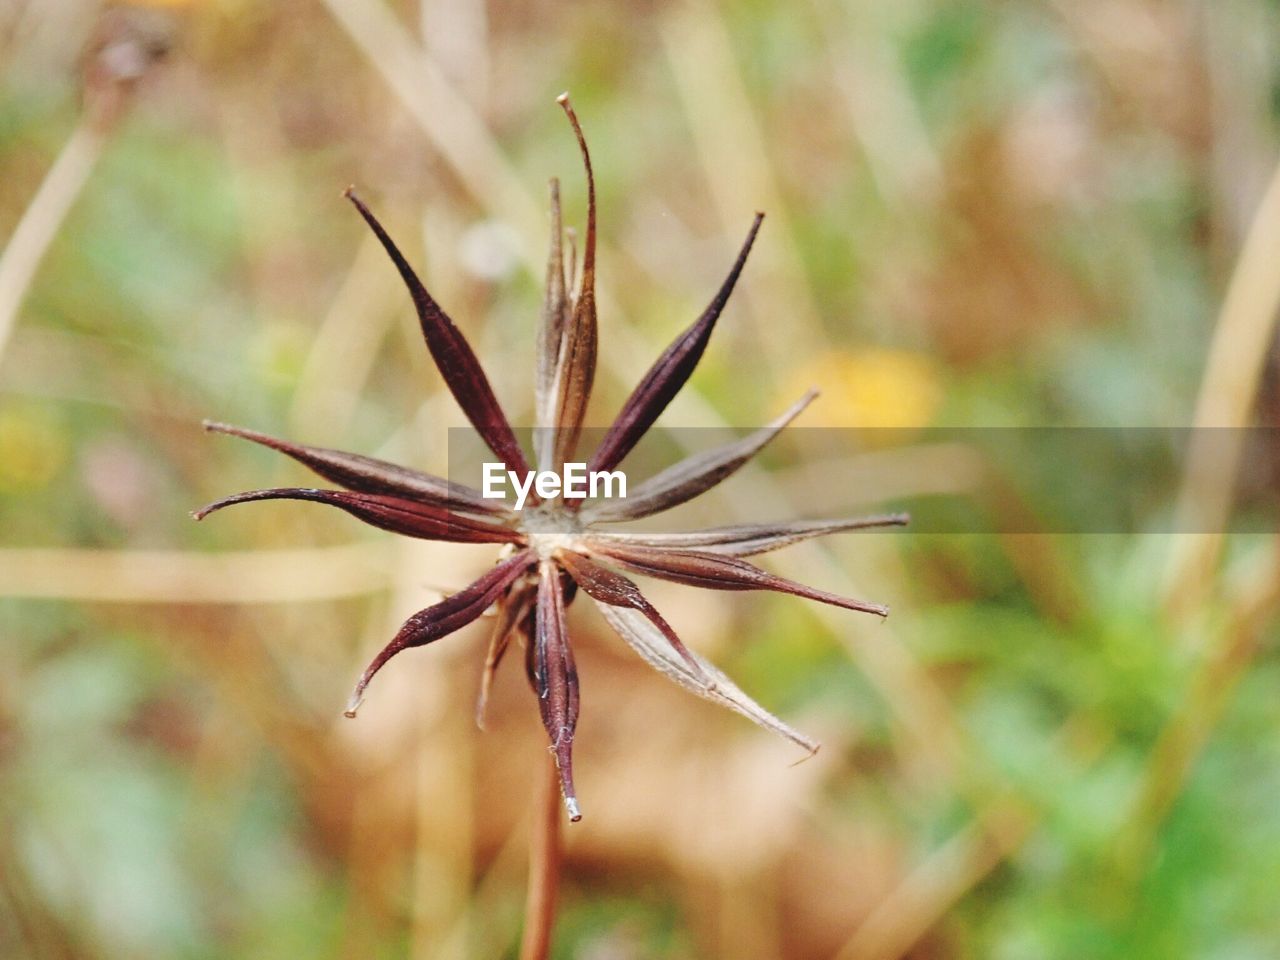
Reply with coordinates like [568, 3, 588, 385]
[197, 94, 905, 821]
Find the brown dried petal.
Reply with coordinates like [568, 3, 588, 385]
[593, 602, 818, 755]
[344, 189, 531, 475]
[584, 540, 888, 617]
[194, 488, 524, 546]
[585, 389, 816, 523]
[346, 550, 536, 716]
[535, 561, 581, 820]
[203, 420, 508, 518]
[589, 513, 909, 557]
[535, 178, 570, 470]
[476, 580, 535, 730]
[587, 213, 764, 474]
[554, 548, 706, 677]
[550, 94, 598, 467]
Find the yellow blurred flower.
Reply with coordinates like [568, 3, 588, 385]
[0, 408, 68, 493]
[784, 348, 942, 431]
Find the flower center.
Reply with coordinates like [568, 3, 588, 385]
[527, 530, 582, 560]
[520, 502, 585, 559]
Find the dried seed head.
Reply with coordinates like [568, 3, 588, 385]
[198, 95, 904, 821]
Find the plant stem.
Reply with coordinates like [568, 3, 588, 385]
[0, 119, 105, 365]
[0, 8, 169, 368]
[1164, 152, 1280, 615]
[518, 757, 562, 960]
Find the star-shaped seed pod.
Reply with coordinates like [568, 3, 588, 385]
[197, 94, 905, 821]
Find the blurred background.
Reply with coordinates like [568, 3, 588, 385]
[3, 0, 1280, 957]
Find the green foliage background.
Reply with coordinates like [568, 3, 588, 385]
[2, 1, 1279, 958]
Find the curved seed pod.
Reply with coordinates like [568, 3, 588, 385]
[588, 513, 909, 557]
[345, 189, 531, 476]
[548, 94, 598, 468]
[194, 488, 524, 545]
[346, 550, 536, 716]
[555, 547, 705, 676]
[587, 213, 764, 475]
[203, 420, 506, 518]
[534, 561, 582, 821]
[585, 539, 888, 617]
[585, 390, 816, 523]
[476, 581, 535, 730]
[534, 178, 570, 471]
[594, 602, 818, 756]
